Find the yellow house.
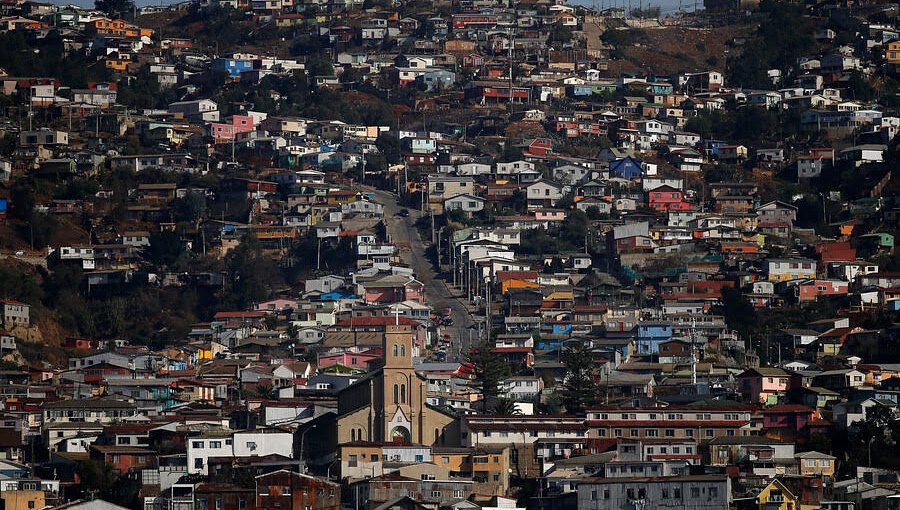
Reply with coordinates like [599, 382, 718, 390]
[887, 41, 900, 64]
[0, 491, 45, 510]
[757, 478, 823, 510]
[326, 190, 360, 206]
[757, 479, 799, 510]
[433, 447, 510, 496]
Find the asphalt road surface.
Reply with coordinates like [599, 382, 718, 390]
[371, 190, 478, 361]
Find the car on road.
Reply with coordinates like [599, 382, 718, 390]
[399, 209, 410, 217]
[442, 317, 454, 326]
[14, 251, 24, 257]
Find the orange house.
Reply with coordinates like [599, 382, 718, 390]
[90, 18, 154, 39]
[501, 278, 540, 294]
[104, 53, 132, 71]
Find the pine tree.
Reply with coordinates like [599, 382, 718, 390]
[559, 341, 598, 414]
[467, 341, 511, 412]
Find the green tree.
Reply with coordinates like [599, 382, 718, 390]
[561, 209, 589, 248]
[491, 398, 521, 415]
[0, 267, 43, 304]
[467, 341, 511, 412]
[29, 213, 58, 248]
[95, 0, 135, 18]
[225, 234, 277, 309]
[559, 341, 598, 414]
[174, 192, 208, 224]
[375, 133, 402, 165]
[146, 231, 186, 267]
[716, 286, 758, 343]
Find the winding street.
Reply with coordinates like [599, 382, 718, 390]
[370, 190, 477, 360]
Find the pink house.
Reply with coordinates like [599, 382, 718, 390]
[796, 279, 849, 302]
[318, 350, 381, 370]
[647, 185, 691, 211]
[362, 276, 425, 304]
[737, 367, 791, 405]
[761, 405, 830, 444]
[206, 114, 255, 143]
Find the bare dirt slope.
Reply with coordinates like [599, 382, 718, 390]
[607, 25, 754, 76]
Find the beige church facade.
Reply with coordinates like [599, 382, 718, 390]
[336, 324, 459, 446]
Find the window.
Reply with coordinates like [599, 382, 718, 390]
[805, 459, 817, 468]
[709, 487, 718, 498]
[431, 491, 441, 498]
[195, 458, 204, 468]
[705, 429, 714, 438]
[674, 488, 681, 498]
[603, 489, 610, 500]
[691, 488, 700, 498]
[626, 489, 635, 499]
[283, 486, 292, 495]
[210, 441, 221, 448]
[192, 441, 204, 448]
[662, 488, 669, 498]
[665, 429, 675, 437]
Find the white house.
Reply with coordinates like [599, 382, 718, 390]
[526, 179, 564, 208]
[0, 300, 30, 328]
[444, 194, 486, 215]
[187, 430, 294, 475]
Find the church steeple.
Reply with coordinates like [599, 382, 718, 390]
[384, 324, 413, 369]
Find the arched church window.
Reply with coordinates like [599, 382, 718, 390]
[400, 384, 406, 403]
[393, 384, 399, 404]
[400, 345, 406, 357]
[392, 344, 398, 356]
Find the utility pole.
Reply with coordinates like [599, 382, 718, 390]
[508, 27, 514, 108]
[485, 275, 491, 343]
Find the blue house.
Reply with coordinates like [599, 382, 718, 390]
[648, 82, 674, 95]
[609, 156, 644, 180]
[567, 85, 593, 97]
[701, 139, 729, 158]
[635, 322, 673, 355]
[213, 57, 255, 78]
[319, 290, 356, 301]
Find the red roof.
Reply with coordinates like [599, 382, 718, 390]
[213, 311, 267, 319]
[760, 405, 814, 414]
[495, 271, 540, 282]
[0, 299, 27, 305]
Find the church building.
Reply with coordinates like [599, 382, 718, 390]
[336, 324, 459, 446]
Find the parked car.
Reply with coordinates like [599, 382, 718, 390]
[399, 209, 410, 217]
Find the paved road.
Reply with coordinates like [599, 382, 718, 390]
[371, 190, 477, 360]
